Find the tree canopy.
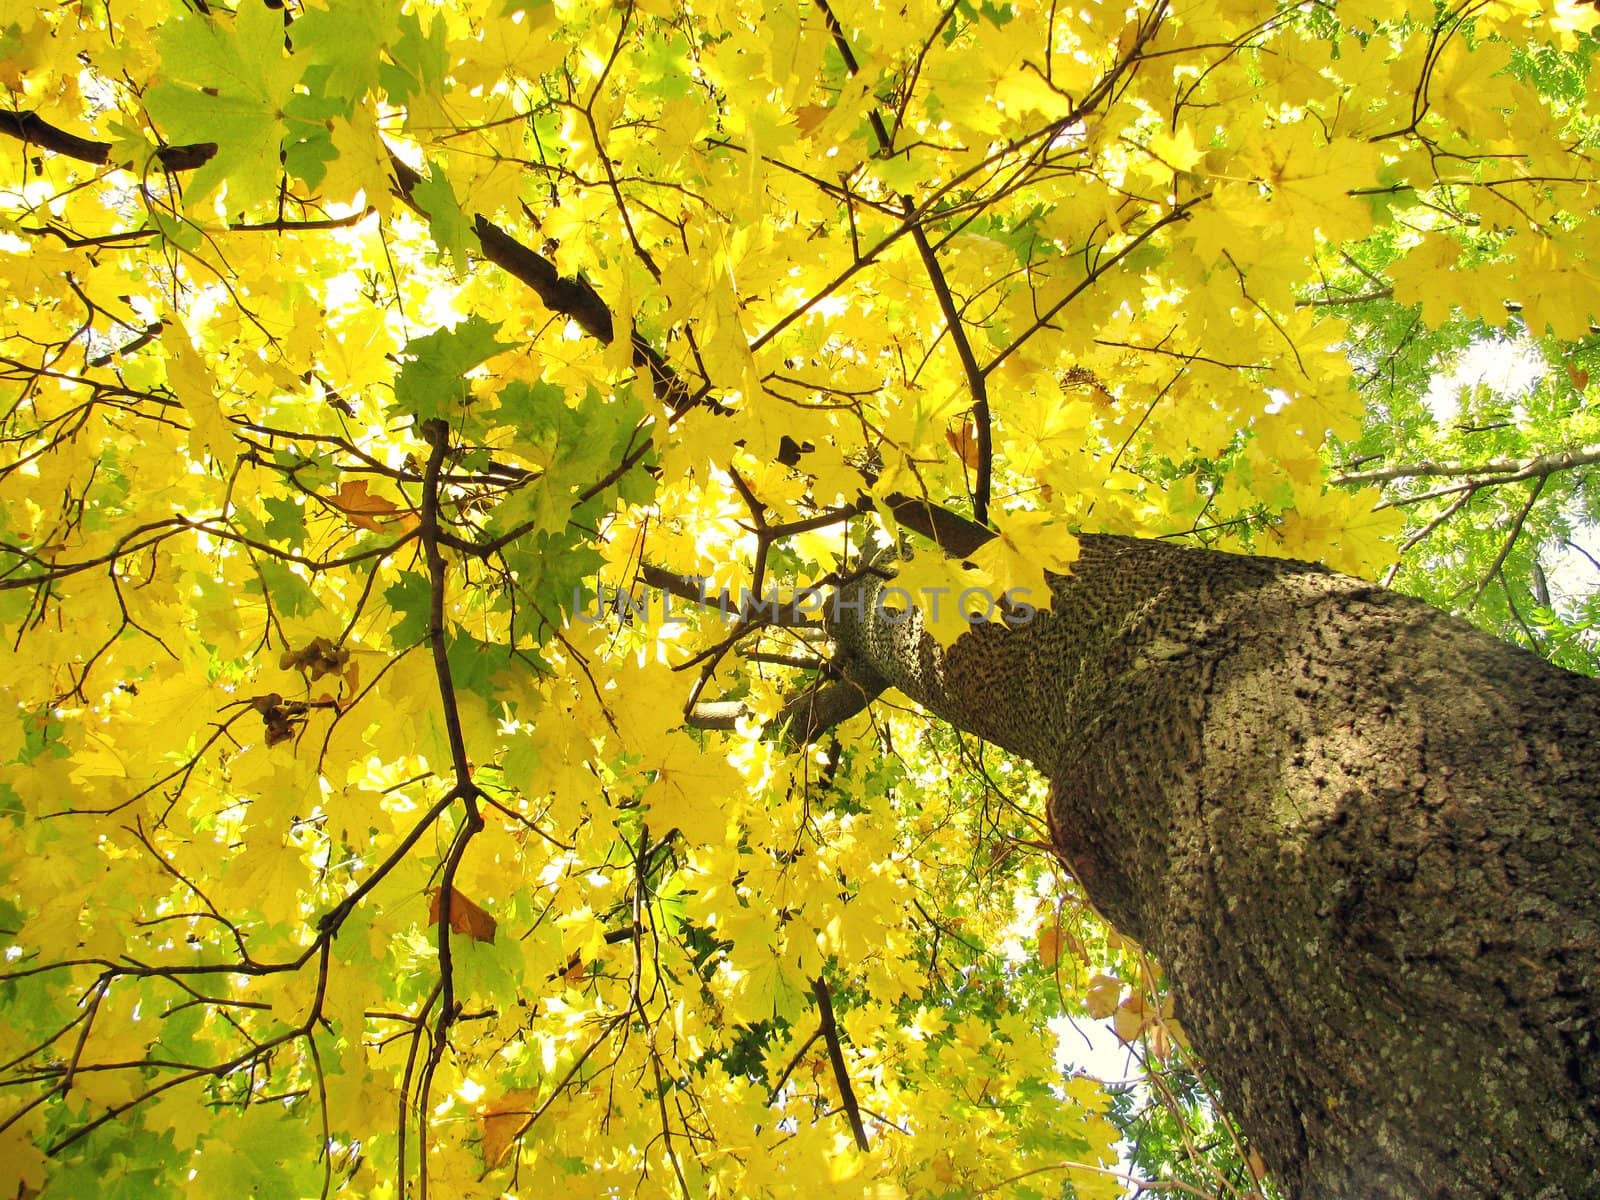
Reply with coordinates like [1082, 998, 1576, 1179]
[2, 1, 1598, 1196]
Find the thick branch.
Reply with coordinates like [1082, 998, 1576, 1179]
[1333, 442, 1600, 487]
[0, 110, 215, 171]
[686, 673, 886, 746]
[386, 158, 692, 414]
[908, 221, 994, 525]
[658, 490, 986, 745]
[644, 555, 888, 744]
[811, 977, 869, 1152]
[0, 112, 696, 414]
[414, 419, 485, 1194]
[417, 420, 478, 789]
[812, 0, 994, 525]
[877, 492, 995, 557]
[773, 673, 886, 743]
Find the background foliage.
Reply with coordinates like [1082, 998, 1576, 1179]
[1, 1, 1597, 1197]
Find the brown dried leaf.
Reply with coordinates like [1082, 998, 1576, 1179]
[1113, 991, 1154, 1043]
[279, 636, 349, 681]
[795, 103, 830, 136]
[428, 887, 497, 943]
[1148, 1020, 1171, 1062]
[481, 1088, 540, 1167]
[1037, 922, 1065, 969]
[328, 479, 419, 533]
[945, 420, 982, 470]
[1085, 972, 1120, 1020]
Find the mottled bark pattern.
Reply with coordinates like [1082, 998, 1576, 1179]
[831, 535, 1600, 1199]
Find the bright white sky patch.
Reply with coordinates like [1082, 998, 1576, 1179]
[1423, 337, 1544, 424]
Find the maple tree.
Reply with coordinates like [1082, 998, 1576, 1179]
[2, 1, 1600, 1198]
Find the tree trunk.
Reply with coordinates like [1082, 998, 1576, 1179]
[830, 535, 1600, 1199]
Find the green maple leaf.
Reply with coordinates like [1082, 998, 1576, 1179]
[391, 316, 512, 423]
[412, 161, 479, 272]
[143, 0, 301, 210]
[290, 0, 403, 103]
[376, 9, 451, 125]
[502, 527, 604, 628]
[486, 383, 650, 537]
[383, 572, 433, 647]
[484, 474, 571, 540]
[260, 495, 305, 548]
[250, 559, 319, 618]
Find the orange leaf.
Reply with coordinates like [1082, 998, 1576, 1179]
[795, 104, 830, 136]
[1148, 1021, 1171, 1061]
[945, 419, 982, 470]
[481, 1088, 540, 1167]
[1247, 1149, 1270, 1182]
[1114, 991, 1156, 1043]
[328, 479, 419, 533]
[1037, 922, 1064, 968]
[427, 887, 497, 943]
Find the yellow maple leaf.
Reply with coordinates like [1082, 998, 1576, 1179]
[164, 320, 238, 468]
[1273, 487, 1404, 578]
[1147, 123, 1204, 173]
[1084, 972, 1121, 1020]
[643, 730, 745, 846]
[967, 510, 1080, 620]
[480, 1088, 541, 1168]
[884, 551, 994, 648]
[1240, 123, 1382, 251]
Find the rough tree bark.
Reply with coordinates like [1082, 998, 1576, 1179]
[829, 533, 1600, 1200]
